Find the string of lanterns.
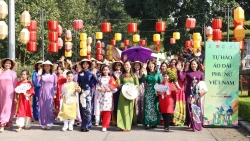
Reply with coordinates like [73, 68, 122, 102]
[27, 20, 37, 52]
[0, 0, 8, 40]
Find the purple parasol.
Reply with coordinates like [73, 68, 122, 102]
[121, 46, 154, 63]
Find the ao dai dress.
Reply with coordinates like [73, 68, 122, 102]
[32, 71, 41, 120]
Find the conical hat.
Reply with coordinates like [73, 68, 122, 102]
[122, 83, 138, 100]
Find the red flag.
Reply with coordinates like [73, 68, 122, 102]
[109, 77, 118, 88]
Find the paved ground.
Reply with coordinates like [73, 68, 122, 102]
[0, 121, 250, 141]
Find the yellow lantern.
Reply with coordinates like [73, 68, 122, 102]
[80, 33, 87, 41]
[107, 45, 113, 50]
[65, 50, 72, 57]
[193, 33, 200, 41]
[0, 0, 8, 19]
[95, 32, 103, 40]
[80, 40, 87, 49]
[20, 11, 30, 27]
[20, 28, 30, 44]
[114, 33, 122, 41]
[80, 48, 87, 57]
[107, 50, 112, 55]
[108, 55, 113, 60]
[0, 21, 8, 40]
[193, 41, 200, 48]
[153, 34, 160, 42]
[173, 32, 180, 40]
[87, 37, 92, 44]
[133, 34, 140, 42]
[120, 43, 124, 48]
[234, 7, 244, 23]
[234, 25, 245, 41]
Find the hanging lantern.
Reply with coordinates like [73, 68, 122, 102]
[207, 35, 213, 40]
[29, 31, 37, 42]
[96, 41, 102, 48]
[65, 30, 72, 40]
[87, 45, 91, 54]
[95, 32, 103, 40]
[108, 55, 113, 60]
[65, 42, 72, 52]
[120, 43, 124, 48]
[212, 29, 222, 41]
[153, 34, 160, 42]
[185, 18, 196, 29]
[0, 0, 8, 19]
[73, 20, 84, 30]
[102, 49, 105, 55]
[107, 45, 113, 50]
[80, 33, 87, 41]
[212, 19, 222, 29]
[48, 42, 58, 53]
[57, 25, 62, 36]
[234, 25, 245, 41]
[48, 20, 58, 31]
[87, 37, 92, 44]
[234, 20, 244, 28]
[133, 34, 140, 42]
[101, 42, 105, 48]
[140, 40, 146, 46]
[96, 55, 103, 61]
[190, 40, 194, 46]
[124, 40, 130, 46]
[0, 21, 8, 40]
[26, 41, 37, 52]
[101, 22, 111, 33]
[48, 31, 58, 42]
[170, 38, 176, 44]
[193, 41, 200, 48]
[96, 48, 102, 55]
[65, 50, 72, 57]
[128, 23, 138, 33]
[80, 48, 87, 57]
[154, 41, 160, 45]
[193, 33, 200, 41]
[107, 50, 112, 55]
[185, 41, 191, 47]
[20, 11, 30, 27]
[110, 39, 116, 46]
[86, 55, 91, 60]
[58, 37, 63, 49]
[234, 7, 244, 23]
[27, 20, 37, 31]
[20, 28, 30, 44]
[206, 26, 213, 36]
[114, 33, 122, 41]
[155, 46, 160, 52]
[155, 21, 166, 32]
[80, 40, 87, 49]
[173, 32, 180, 40]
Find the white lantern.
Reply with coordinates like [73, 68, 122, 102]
[20, 28, 30, 44]
[206, 26, 213, 36]
[20, 11, 31, 27]
[87, 37, 92, 44]
[0, 21, 8, 40]
[87, 45, 91, 52]
[0, 0, 8, 19]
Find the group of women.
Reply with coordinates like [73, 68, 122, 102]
[0, 56, 205, 133]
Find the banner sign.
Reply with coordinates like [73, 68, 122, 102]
[204, 42, 240, 127]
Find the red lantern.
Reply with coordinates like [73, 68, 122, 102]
[234, 20, 244, 28]
[26, 41, 37, 52]
[102, 49, 105, 55]
[96, 55, 103, 61]
[212, 29, 222, 41]
[96, 48, 102, 55]
[57, 37, 63, 49]
[27, 20, 37, 31]
[65, 42, 72, 52]
[190, 40, 194, 46]
[101, 22, 111, 33]
[127, 23, 138, 33]
[155, 21, 166, 32]
[212, 19, 222, 29]
[48, 31, 58, 42]
[73, 20, 84, 30]
[48, 42, 58, 53]
[185, 40, 191, 47]
[155, 46, 160, 52]
[185, 18, 196, 29]
[110, 39, 116, 46]
[57, 25, 62, 36]
[86, 55, 91, 60]
[140, 40, 146, 46]
[29, 31, 37, 42]
[65, 30, 72, 40]
[96, 41, 102, 48]
[48, 20, 58, 31]
[170, 38, 176, 44]
[124, 40, 130, 46]
[154, 41, 160, 45]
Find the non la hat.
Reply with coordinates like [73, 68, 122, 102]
[78, 58, 92, 68]
[131, 60, 143, 67]
[1, 58, 17, 69]
[42, 60, 53, 66]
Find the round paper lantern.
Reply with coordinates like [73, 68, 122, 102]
[95, 32, 103, 40]
[80, 40, 87, 49]
[193, 33, 200, 41]
[48, 31, 58, 42]
[155, 46, 160, 52]
[86, 55, 91, 60]
[185, 41, 191, 47]
[48, 42, 58, 53]
[0, 1, 8, 19]
[107, 50, 112, 55]
[27, 20, 37, 31]
[96, 55, 103, 61]
[107, 45, 113, 50]
[140, 40, 146, 46]
[65, 30, 72, 40]
[57, 25, 62, 36]
[65, 42, 72, 52]
[48, 20, 58, 31]
[193, 41, 200, 48]
[29, 31, 37, 42]
[57, 37, 63, 49]
[155, 21, 166, 32]
[128, 23, 138, 33]
[212, 19, 222, 29]
[20, 28, 30, 44]
[234, 7, 244, 23]
[101, 22, 111, 33]
[234, 20, 244, 28]
[153, 34, 160, 42]
[20, 11, 30, 27]
[124, 40, 130, 46]
[170, 38, 176, 44]
[114, 33, 122, 41]
[80, 33, 87, 41]
[212, 29, 222, 41]
[0, 21, 8, 40]
[185, 18, 196, 29]
[26, 41, 37, 52]
[110, 39, 116, 46]
[133, 34, 140, 42]
[96, 48, 102, 55]
[65, 50, 72, 57]
[206, 26, 213, 36]
[234, 25, 245, 41]
[96, 41, 102, 48]
[173, 32, 180, 40]
[154, 41, 160, 45]
[87, 37, 92, 44]
[73, 20, 84, 30]
[80, 48, 87, 57]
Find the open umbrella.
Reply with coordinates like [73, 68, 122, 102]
[121, 46, 154, 63]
